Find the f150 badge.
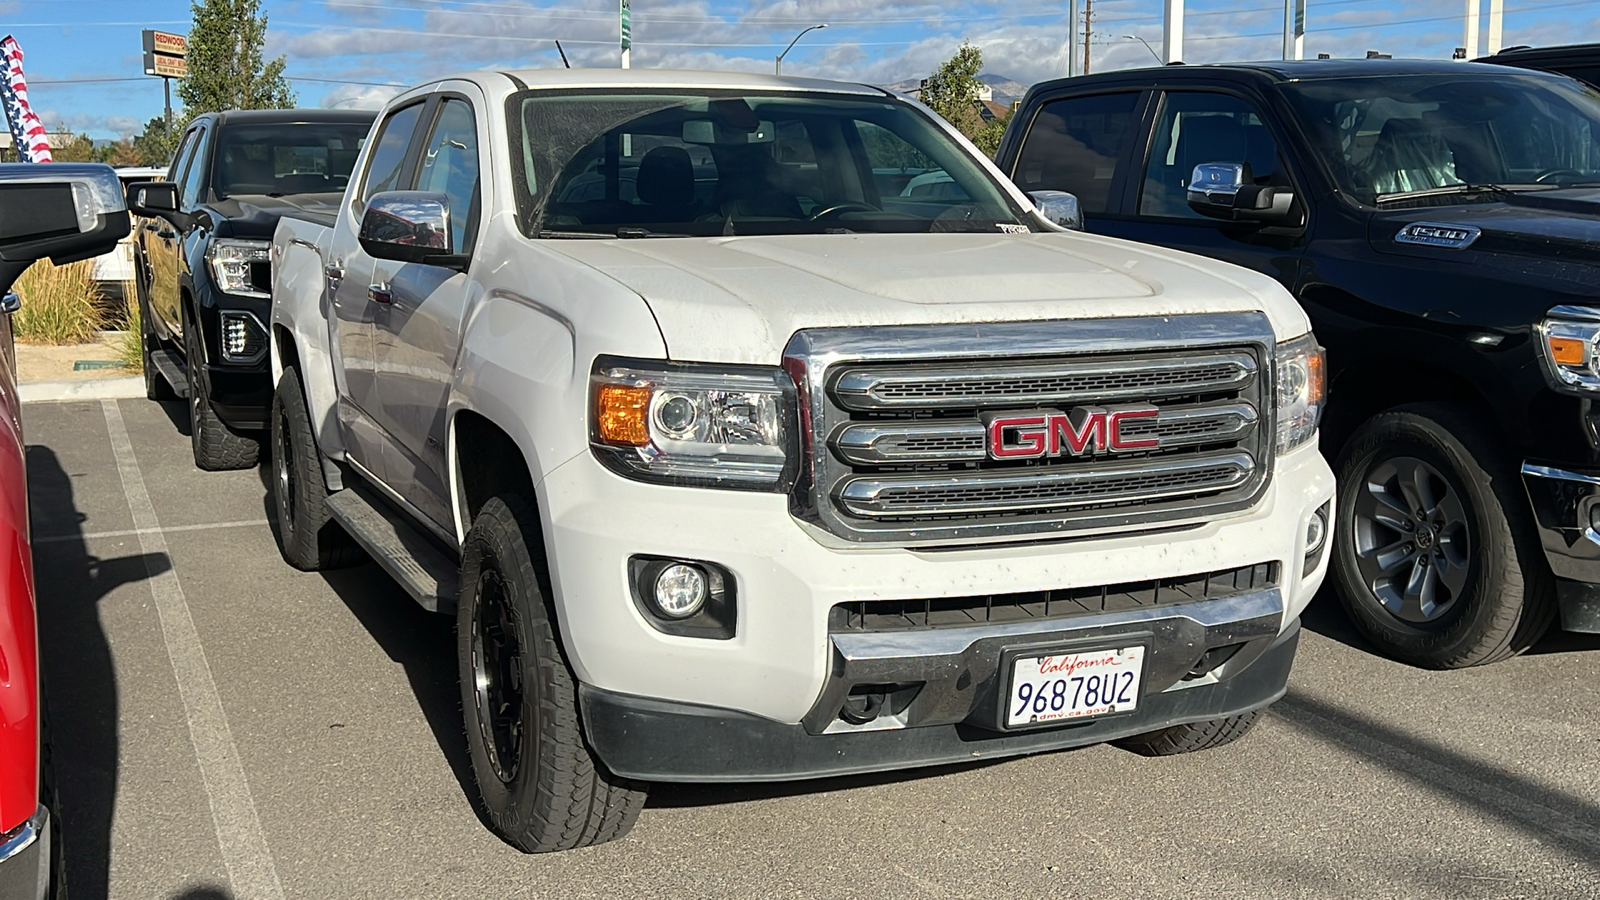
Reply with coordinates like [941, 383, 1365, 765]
[982, 406, 1160, 460]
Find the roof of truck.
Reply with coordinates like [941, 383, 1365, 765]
[471, 67, 892, 97]
[1027, 58, 1567, 92]
[203, 108, 378, 126]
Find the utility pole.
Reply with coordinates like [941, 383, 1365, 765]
[1066, 0, 1078, 77]
[1462, 0, 1480, 60]
[620, 0, 631, 68]
[1486, 0, 1503, 55]
[1283, 0, 1305, 60]
[1163, 0, 1184, 63]
[1083, 0, 1093, 75]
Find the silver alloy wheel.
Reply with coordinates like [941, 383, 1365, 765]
[1351, 455, 1472, 623]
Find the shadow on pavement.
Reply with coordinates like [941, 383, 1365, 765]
[166, 886, 231, 900]
[648, 756, 1010, 810]
[1275, 690, 1600, 865]
[154, 397, 192, 438]
[27, 444, 171, 900]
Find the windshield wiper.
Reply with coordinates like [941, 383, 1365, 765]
[536, 229, 612, 239]
[616, 227, 693, 239]
[1374, 183, 1546, 205]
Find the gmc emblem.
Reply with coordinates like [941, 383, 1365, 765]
[982, 406, 1160, 460]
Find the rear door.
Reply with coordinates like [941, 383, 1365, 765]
[331, 99, 428, 482]
[370, 91, 484, 532]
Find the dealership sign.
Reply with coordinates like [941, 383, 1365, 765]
[142, 29, 187, 79]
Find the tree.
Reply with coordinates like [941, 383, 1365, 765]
[48, 132, 96, 162]
[96, 137, 144, 166]
[918, 43, 1012, 157]
[131, 116, 183, 168]
[177, 0, 294, 114]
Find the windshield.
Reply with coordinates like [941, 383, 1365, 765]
[213, 122, 370, 199]
[1278, 73, 1600, 205]
[508, 90, 1033, 237]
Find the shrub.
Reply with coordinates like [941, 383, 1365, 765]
[118, 281, 144, 372]
[12, 258, 103, 345]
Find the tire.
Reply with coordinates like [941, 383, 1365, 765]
[1331, 402, 1555, 669]
[1114, 710, 1263, 757]
[270, 368, 362, 571]
[185, 314, 259, 471]
[138, 284, 175, 402]
[457, 495, 647, 852]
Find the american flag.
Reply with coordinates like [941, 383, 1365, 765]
[0, 36, 52, 163]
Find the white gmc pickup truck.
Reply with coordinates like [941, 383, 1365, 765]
[268, 69, 1335, 852]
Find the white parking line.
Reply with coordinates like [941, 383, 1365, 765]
[100, 400, 286, 900]
[32, 519, 270, 545]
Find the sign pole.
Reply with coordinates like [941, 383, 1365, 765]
[620, 0, 631, 69]
[164, 76, 171, 131]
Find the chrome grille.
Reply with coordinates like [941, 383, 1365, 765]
[785, 315, 1277, 546]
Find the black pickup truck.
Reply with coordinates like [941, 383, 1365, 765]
[995, 59, 1600, 669]
[127, 108, 375, 470]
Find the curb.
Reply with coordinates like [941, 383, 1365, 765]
[20, 376, 147, 403]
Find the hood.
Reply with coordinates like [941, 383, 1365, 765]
[209, 192, 344, 238]
[540, 232, 1308, 364]
[1371, 188, 1600, 268]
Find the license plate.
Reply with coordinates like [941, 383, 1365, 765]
[1005, 646, 1146, 728]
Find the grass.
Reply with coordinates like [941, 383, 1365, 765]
[117, 281, 144, 373]
[13, 258, 103, 345]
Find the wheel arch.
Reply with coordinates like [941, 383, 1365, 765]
[1324, 355, 1496, 454]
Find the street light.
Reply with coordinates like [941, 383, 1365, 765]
[1122, 35, 1164, 65]
[776, 24, 828, 75]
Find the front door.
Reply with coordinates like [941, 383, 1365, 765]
[370, 96, 482, 532]
[143, 126, 201, 338]
[1093, 90, 1311, 290]
[332, 100, 427, 480]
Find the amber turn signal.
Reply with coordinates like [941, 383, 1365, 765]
[1548, 336, 1587, 366]
[595, 384, 651, 446]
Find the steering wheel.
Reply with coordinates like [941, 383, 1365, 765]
[1535, 168, 1586, 184]
[807, 202, 877, 221]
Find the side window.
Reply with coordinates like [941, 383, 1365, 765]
[1139, 92, 1285, 219]
[360, 102, 425, 206]
[856, 121, 961, 201]
[1012, 92, 1141, 214]
[414, 99, 480, 255]
[167, 129, 198, 183]
[179, 126, 210, 208]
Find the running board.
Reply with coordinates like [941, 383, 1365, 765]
[326, 484, 459, 614]
[149, 349, 190, 399]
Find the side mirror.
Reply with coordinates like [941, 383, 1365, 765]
[1186, 162, 1293, 223]
[358, 191, 465, 270]
[0, 162, 130, 266]
[127, 181, 186, 229]
[1028, 190, 1085, 231]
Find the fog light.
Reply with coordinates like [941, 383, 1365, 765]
[1306, 508, 1328, 554]
[219, 311, 266, 363]
[653, 564, 708, 618]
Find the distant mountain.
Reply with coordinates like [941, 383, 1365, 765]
[882, 74, 1029, 103]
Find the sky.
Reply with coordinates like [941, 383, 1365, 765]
[9, 0, 1600, 139]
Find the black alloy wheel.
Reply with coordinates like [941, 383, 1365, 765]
[470, 566, 524, 784]
[1350, 455, 1472, 624]
[268, 367, 360, 571]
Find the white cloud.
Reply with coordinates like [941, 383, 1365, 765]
[318, 82, 405, 109]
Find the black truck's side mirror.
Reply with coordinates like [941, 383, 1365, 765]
[1186, 162, 1294, 223]
[358, 191, 467, 271]
[127, 180, 187, 230]
[0, 163, 130, 268]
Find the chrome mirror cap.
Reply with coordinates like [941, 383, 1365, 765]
[1028, 190, 1084, 232]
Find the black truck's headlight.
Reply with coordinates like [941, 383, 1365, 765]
[590, 357, 795, 490]
[1275, 333, 1325, 454]
[207, 238, 271, 298]
[1538, 306, 1600, 394]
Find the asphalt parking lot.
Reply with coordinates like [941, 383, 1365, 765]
[24, 394, 1600, 900]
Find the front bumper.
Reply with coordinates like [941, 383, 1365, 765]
[0, 806, 49, 900]
[539, 439, 1335, 726]
[1520, 462, 1600, 632]
[583, 620, 1298, 782]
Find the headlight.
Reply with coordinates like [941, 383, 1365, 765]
[207, 238, 271, 298]
[1537, 306, 1600, 393]
[1274, 333, 1325, 455]
[590, 357, 795, 491]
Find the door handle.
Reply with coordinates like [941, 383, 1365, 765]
[368, 283, 393, 304]
[157, 228, 176, 239]
[1, 292, 19, 315]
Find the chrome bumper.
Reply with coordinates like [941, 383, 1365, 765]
[0, 805, 49, 900]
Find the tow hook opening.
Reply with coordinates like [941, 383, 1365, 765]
[837, 682, 922, 726]
[1184, 643, 1246, 681]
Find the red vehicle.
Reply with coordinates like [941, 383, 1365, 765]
[0, 163, 130, 899]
